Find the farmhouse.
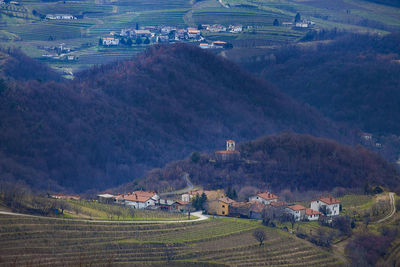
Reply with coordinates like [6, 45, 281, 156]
[310, 196, 340, 216]
[249, 191, 279, 205]
[187, 28, 201, 39]
[305, 208, 321, 221]
[182, 189, 225, 202]
[121, 191, 159, 209]
[215, 139, 240, 161]
[286, 204, 306, 221]
[102, 37, 119, 46]
[208, 197, 235, 216]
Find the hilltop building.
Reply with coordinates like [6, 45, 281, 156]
[215, 140, 240, 161]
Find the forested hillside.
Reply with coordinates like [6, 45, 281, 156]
[140, 132, 400, 193]
[0, 44, 346, 192]
[245, 33, 400, 136]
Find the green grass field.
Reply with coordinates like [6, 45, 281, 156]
[0, 215, 344, 266]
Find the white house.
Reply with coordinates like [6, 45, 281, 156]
[187, 28, 201, 39]
[249, 191, 279, 205]
[310, 196, 340, 216]
[122, 191, 159, 209]
[286, 204, 306, 221]
[295, 22, 308, 28]
[102, 37, 119, 46]
[229, 25, 242, 33]
[305, 208, 321, 221]
[46, 14, 76, 20]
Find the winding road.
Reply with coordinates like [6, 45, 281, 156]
[159, 173, 194, 196]
[376, 192, 396, 224]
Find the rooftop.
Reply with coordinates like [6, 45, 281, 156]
[287, 204, 306, 211]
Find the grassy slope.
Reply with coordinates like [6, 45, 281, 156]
[0, 215, 343, 266]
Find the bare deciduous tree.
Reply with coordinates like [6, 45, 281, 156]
[253, 229, 266, 247]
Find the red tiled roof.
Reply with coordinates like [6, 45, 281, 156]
[250, 201, 265, 213]
[215, 150, 240, 154]
[226, 139, 235, 143]
[306, 208, 321, 215]
[287, 204, 306, 211]
[219, 197, 236, 204]
[123, 191, 156, 203]
[257, 192, 278, 201]
[176, 200, 189, 205]
[317, 196, 340, 205]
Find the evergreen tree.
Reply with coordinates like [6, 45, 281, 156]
[98, 38, 103, 46]
[136, 37, 142, 44]
[273, 19, 279, 26]
[144, 37, 150, 44]
[295, 12, 301, 23]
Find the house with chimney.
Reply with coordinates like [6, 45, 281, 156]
[310, 196, 340, 216]
[249, 191, 279, 205]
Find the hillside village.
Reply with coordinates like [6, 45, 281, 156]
[54, 140, 341, 224]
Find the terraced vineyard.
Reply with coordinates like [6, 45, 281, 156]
[0, 214, 344, 266]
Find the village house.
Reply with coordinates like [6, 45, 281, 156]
[305, 208, 321, 221]
[310, 196, 340, 216]
[282, 22, 293, 26]
[229, 25, 243, 33]
[249, 191, 279, 205]
[46, 14, 76, 20]
[50, 193, 80, 200]
[215, 139, 240, 161]
[212, 41, 227, 48]
[199, 43, 212, 49]
[286, 204, 306, 221]
[208, 197, 235, 216]
[132, 29, 152, 38]
[187, 28, 201, 39]
[208, 24, 227, 32]
[102, 37, 119, 46]
[161, 26, 176, 35]
[120, 191, 159, 209]
[97, 193, 115, 204]
[182, 189, 225, 202]
[295, 22, 308, 28]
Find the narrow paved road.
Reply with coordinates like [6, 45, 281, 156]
[0, 210, 208, 224]
[376, 192, 396, 224]
[159, 173, 194, 196]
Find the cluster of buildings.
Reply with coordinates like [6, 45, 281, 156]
[41, 43, 76, 61]
[97, 191, 189, 212]
[101, 24, 238, 48]
[182, 188, 340, 222]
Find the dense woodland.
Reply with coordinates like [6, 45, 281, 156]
[140, 132, 400, 194]
[0, 44, 349, 192]
[245, 33, 400, 136]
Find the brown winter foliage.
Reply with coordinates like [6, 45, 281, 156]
[0, 44, 348, 192]
[141, 132, 400, 192]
